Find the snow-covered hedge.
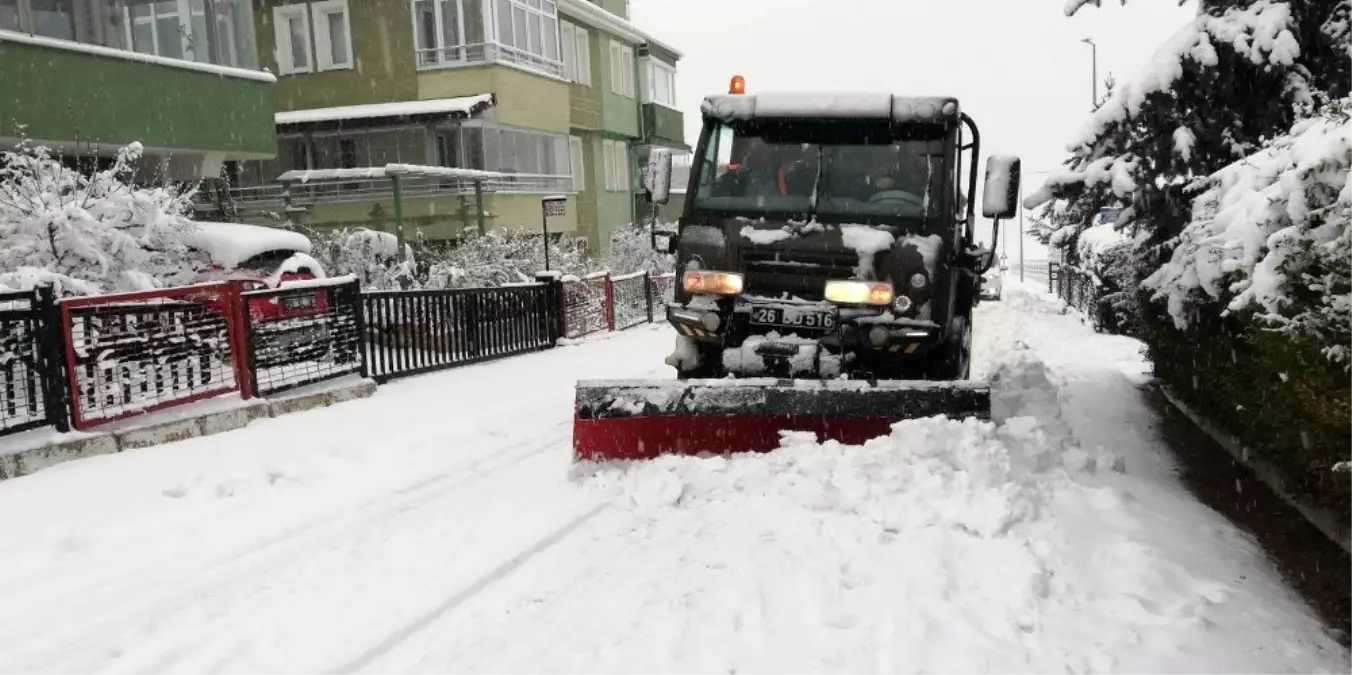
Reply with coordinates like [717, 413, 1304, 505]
[0, 139, 204, 295]
[302, 226, 418, 290]
[1143, 101, 1351, 363]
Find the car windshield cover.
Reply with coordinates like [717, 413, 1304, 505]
[690, 118, 947, 224]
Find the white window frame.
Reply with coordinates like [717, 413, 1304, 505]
[273, 3, 313, 75]
[125, 0, 207, 61]
[569, 136, 585, 191]
[411, 0, 467, 67]
[602, 139, 629, 192]
[574, 26, 591, 86]
[491, 0, 560, 68]
[645, 59, 677, 108]
[312, 0, 352, 71]
[608, 41, 633, 97]
[558, 20, 590, 86]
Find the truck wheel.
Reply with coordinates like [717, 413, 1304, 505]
[926, 316, 971, 380]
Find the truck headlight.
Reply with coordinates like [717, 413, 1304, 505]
[682, 271, 744, 296]
[824, 280, 893, 306]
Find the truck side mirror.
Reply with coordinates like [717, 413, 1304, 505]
[645, 148, 673, 205]
[981, 155, 1021, 220]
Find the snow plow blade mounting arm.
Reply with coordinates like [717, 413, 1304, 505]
[573, 378, 991, 462]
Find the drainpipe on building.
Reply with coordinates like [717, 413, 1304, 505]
[630, 43, 648, 229]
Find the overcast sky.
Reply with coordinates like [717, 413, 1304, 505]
[630, 0, 1199, 259]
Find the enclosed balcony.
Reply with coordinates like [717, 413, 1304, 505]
[0, 0, 274, 178]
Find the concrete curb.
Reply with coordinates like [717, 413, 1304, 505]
[1157, 384, 1351, 555]
[0, 378, 378, 482]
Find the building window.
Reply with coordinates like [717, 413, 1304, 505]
[491, 0, 558, 70]
[311, 0, 351, 70]
[412, 0, 467, 67]
[645, 59, 676, 107]
[272, 3, 311, 74]
[461, 121, 569, 180]
[608, 40, 634, 98]
[558, 20, 590, 86]
[0, 0, 20, 31]
[602, 139, 629, 192]
[569, 136, 585, 191]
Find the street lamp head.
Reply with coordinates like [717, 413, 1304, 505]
[1081, 37, 1095, 45]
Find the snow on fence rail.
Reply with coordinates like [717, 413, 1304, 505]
[0, 268, 674, 440]
[1048, 262, 1107, 332]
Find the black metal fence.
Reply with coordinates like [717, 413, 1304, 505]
[0, 287, 67, 436]
[361, 283, 557, 383]
[0, 271, 658, 439]
[1050, 262, 1111, 332]
[243, 279, 364, 396]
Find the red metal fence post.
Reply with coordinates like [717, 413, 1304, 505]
[228, 281, 255, 400]
[604, 273, 616, 332]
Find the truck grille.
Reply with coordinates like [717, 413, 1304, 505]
[741, 249, 862, 300]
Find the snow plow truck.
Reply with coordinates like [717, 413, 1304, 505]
[574, 76, 1021, 462]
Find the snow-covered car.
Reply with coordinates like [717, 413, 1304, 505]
[980, 260, 1005, 301]
[183, 222, 332, 366]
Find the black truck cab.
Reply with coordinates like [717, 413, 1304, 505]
[644, 88, 1020, 382]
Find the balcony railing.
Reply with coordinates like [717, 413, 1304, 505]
[195, 173, 575, 211]
[415, 42, 563, 79]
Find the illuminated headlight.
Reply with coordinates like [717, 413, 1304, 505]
[892, 295, 913, 314]
[824, 280, 893, 306]
[909, 273, 928, 289]
[682, 271, 743, 295]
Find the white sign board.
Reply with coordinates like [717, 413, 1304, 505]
[542, 197, 567, 218]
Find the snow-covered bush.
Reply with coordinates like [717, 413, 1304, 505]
[422, 228, 594, 289]
[1144, 101, 1351, 363]
[0, 139, 204, 295]
[302, 226, 418, 290]
[606, 222, 676, 276]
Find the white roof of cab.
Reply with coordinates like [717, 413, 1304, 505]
[700, 93, 960, 124]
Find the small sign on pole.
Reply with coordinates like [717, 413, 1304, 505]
[541, 196, 567, 271]
[542, 196, 567, 218]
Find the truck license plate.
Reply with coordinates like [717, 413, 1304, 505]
[749, 307, 836, 330]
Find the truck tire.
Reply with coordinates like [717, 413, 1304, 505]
[926, 315, 971, 381]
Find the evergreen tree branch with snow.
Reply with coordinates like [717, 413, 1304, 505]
[0, 138, 205, 295]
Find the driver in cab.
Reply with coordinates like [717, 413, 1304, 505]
[715, 137, 815, 198]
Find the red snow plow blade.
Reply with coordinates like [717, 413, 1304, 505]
[573, 378, 991, 462]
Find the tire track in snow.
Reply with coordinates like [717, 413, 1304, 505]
[329, 502, 611, 674]
[3, 427, 569, 671]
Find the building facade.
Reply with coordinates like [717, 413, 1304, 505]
[225, 0, 685, 254]
[0, 0, 276, 181]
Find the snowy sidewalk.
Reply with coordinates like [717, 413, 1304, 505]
[0, 294, 1345, 673]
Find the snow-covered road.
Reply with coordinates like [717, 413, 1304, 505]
[0, 284, 1345, 673]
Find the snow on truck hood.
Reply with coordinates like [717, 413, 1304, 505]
[736, 221, 943, 279]
[182, 221, 313, 269]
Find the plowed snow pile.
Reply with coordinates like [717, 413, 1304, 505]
[567, 352, 1343, 672]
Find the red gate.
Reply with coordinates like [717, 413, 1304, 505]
[59, 282, 251, 430]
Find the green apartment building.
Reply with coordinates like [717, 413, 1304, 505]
[0, 0, 276, 180]
[225, 0, 686, 254]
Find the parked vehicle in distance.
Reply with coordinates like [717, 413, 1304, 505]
[183, 222, 332, 367]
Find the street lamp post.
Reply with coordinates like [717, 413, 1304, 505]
[1081, 37, 1098, 107]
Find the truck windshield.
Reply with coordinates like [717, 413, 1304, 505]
[690, 118, 947, 224]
